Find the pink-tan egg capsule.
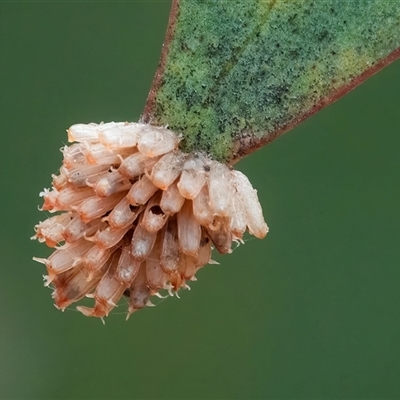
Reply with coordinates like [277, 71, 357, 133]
[33, 122, 268, 319]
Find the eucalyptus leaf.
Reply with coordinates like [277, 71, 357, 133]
[143, 0, 400, 162]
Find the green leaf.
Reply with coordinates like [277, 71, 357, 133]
[142, 0, 400, 162]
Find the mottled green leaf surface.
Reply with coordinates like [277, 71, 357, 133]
[146, 0, 400, 162]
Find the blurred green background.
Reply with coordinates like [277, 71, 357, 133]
[1, 2, 400, 399]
